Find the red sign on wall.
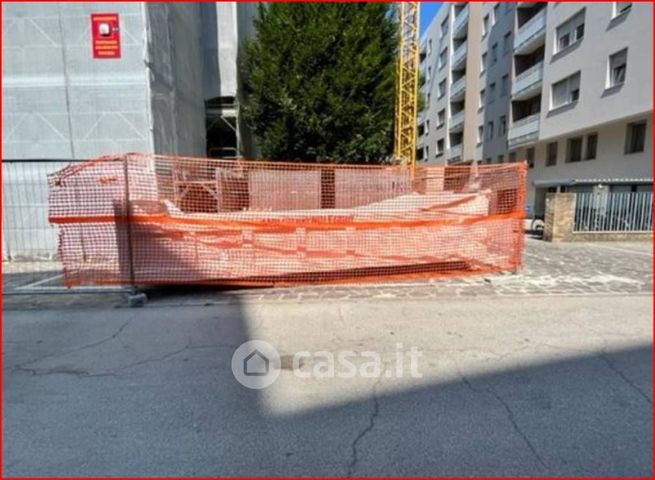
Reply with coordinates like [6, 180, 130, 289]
[91, 13, 121, 59]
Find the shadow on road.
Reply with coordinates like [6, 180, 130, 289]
[3, 290, 651, 477]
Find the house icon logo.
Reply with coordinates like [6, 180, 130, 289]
[243, 349, 269, 376]
[231, 340, 280, 389]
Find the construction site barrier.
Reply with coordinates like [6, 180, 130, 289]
[48, 154, 526, 287]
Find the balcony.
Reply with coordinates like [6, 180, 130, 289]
[511, 61, 543, 100]
[449, 110, 465, 132]
[447, 144, 463, 162]
[419, 40, 428, 62]
[451, 41, 467, 70]
[450, 76, 466, 101]
[452, 6, 469, 39]
[514, 9, 546, 55]
[508, 113, 540, 148]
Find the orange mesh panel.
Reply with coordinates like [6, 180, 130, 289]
[48, 154, 526, 287]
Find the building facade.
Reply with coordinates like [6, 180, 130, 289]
[1, 2, 257, 260]
[2, 1, 257, 161]
[418, 2, 653, 215]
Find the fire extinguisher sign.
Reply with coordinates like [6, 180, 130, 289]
[91, 13, 121, 59]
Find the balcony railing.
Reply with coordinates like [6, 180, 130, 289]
[449, 110, 465, 131]
[453, 6, 469, 37]
[513, 9, 546, 53]
[450, 76, 466, 99]
[511, 61, 543, 99]
[451, 41, 467, 68]
[447, 144, 463, 160]
[508, 113, 540, 147]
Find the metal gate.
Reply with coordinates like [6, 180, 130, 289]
[573, 191, 653, 233]
[2, 159, 126, 295]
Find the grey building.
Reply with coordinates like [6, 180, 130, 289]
[418, 2, 652, 215]
[2, 1, 257, 161]
[2, 2, 257, 261]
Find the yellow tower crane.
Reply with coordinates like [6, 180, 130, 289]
[393, 2, 420, 167]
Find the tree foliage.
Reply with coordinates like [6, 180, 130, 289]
[241, 3, 397, 163]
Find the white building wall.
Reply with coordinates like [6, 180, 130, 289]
[418, 2, 652, 211]
[145, 3, 206, 157]
[539, 2, 653, 139]
[2, 2, 152, 159]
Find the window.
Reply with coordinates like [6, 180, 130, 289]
[425, 146, 430, 159]
[486, 121, 494, 141]
[426, 120, 431, 133]
[556, 9, 585, 53]
[585, 133, 598, 160]
[499, 115, 507, 136]
[501, 74, 509, 96]
[437, 109, 445, 127]
[427, 66, 432, 83]
[493, 4, 500, 25]
[509, 151, 517, 163]
[488, 82, 496, 103]
[625, 121, 646, 154]
[438, 79, 446, 98]
[438, 48, 448, 69]
[613, 2, 632, 17]
[437, 139, 444, 156]
[428, 39, 433, 55]
[551, 72, 581, 109]
[481, 52, 487, 72]
[526, 147, 535, 169]
[441, 18, 449, 38]
[503, 32, 511, 55]
[546, 142, 558, 166]
[477, 125, 484, 144]
[482, 15, 489, 36]
[497, 154, 504, 164]
[608, 49, 627, 88]
[566, 137, 583, 162]
[479, 89, 485, 108]
[486, 157, 492, 164]
[491, 43, 498, 64]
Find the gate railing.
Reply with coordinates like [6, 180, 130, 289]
[2, 159, 126, 294]
[573, 191, 653, 233]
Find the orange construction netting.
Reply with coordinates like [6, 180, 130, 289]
[48, 154, 526, 287]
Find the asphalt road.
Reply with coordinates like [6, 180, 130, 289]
[3, 289, 652, 477]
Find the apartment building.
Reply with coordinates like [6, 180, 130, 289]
[418, 2, 653, 215]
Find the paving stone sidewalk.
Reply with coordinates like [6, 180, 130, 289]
[3, 238, 651, 310]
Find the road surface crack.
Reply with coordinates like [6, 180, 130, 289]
[11, 318, 133, 372]
[600, 353, 652, 404]
[487, 385, 547, 470]
[347, 383, 380, 477]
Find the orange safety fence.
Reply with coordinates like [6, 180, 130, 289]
[48, 154, 526, 287]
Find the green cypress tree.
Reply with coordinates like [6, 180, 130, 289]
[241, 3, 397, 163]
